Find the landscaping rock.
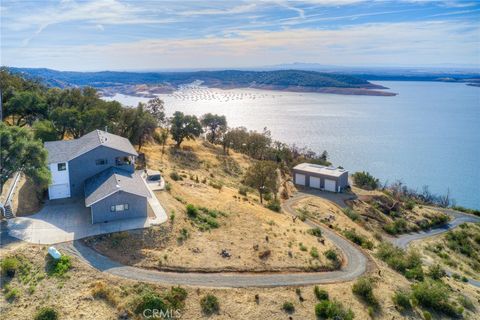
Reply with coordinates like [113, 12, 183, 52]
[220, 249, 231, 258]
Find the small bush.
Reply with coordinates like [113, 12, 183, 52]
[427, 264, 446, 280]
[412, 280, 461, 318]
[352, 277, 379, 308]
[282, 301, 295, 313]
[209, 180, 223, 190]
[266, 199, 281, 212]
[315, 300, 354, 320]
[376, 243, 424, 280]
[458, 295, 475, 312]
[263, 192, 272, 201]
[4, 285, 20, 300]
[343, 208, 360, 221]
[310, 247, 319, 259]
[165, 286, 188, 310]
[324, 249, 337, 261]
[200, 294, 219, 315]
[299, 243, 307, 251]
[384, 218, 409, 235]
[238, 186, 249, 196]
[34, 307, 59, 320]
[109, 231, 128, 248]
[392, 290, 411, 312]
[445, 228, 475, 258]
[165, 182, 172, 192]
[47, 255, 72, 277]
[177, 228, 189, 243]
[308, 227, 322, 237]
[135, 292, 169, 315]
[314, 286, 329, 301]
[170, 172, 182, 181]
[186, 204, 198, 218]
[343, 229, 374, 249]
[296, 207, 310, 222]
[352, 171, 379, 190]
[91, 281, 117, 305]
[423, 311, 432, 320]
[405, 200, 416, 210]
[0, 257, 19, 277]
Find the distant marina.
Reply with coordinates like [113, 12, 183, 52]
[169, 85, 278, 102]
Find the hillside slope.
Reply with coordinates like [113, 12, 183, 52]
[9, 67, 395, 96]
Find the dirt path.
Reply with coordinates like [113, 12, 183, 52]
[57, 193, 368, 288]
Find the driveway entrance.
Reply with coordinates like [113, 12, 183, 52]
[7, 198, 158, 244]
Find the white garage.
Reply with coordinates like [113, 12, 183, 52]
[292, 163, 349, 193]
[295, 173, 306, 186]
[310, 176, 321, 189]
[324, 179, 337, 192]
[48, 183, 70, 200]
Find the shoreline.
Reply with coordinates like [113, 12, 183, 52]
[100, 84, 397, 98]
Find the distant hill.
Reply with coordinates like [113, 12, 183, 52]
[8, 67, 396, 96]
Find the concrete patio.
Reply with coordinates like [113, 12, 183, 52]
[7, 190, 167, 245]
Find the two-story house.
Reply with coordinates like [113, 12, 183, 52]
[44, 130, 151, 223]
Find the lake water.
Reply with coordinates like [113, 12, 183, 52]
[103, 81, 480, 209]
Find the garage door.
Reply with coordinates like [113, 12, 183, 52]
[324, 179, 337, 192]
[49, 184, 70, 199]
[310, 176, 321, 189]
[295, 173, 306, 186]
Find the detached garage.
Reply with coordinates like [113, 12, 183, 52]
[292, 163, 349, 193]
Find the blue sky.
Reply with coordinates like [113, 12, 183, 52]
[1, 0, 479, 71]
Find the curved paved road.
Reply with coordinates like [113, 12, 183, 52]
[387, 207, 480, 288]
[58, 193, 368, 288]
[57, 192, 479, 288]
[389, 207, 480, 249]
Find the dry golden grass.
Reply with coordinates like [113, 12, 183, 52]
[0, 244, 414, 320]
[11, 175, 43, 216]
[86, 139, 336, 272]
[412, 223, 480, 281]
[345, 189, 451, 237]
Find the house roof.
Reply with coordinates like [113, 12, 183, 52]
[293, 163, 348, 178]
[44, 130, 138, 164]
[84, 167, 151, 207]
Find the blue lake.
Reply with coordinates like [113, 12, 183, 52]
[104, 81, 480, 209]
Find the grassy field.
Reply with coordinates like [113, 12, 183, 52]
[84, 139, 336, 272]
[3, 138, 479, 319]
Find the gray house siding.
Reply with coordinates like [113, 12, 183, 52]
[68, 145, 135, 197]
[90, 191, 147, 224]
[338, 172, 349, 189]
[293, 169, 349, 192]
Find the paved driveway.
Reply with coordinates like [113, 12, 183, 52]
[7, 198, 162, 245]
[57, 193, 368, 288]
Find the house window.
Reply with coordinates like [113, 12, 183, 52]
[110, 204, 129, 212]
[57, 163, 66, 171]
[96, 159, 108, 165]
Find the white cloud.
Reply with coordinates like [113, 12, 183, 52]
[4, 20, 478, 70]
[179, 3, 257, 16]
[6, 0, 173, 45]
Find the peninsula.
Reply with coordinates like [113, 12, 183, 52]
[10, 68, 397, 97]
